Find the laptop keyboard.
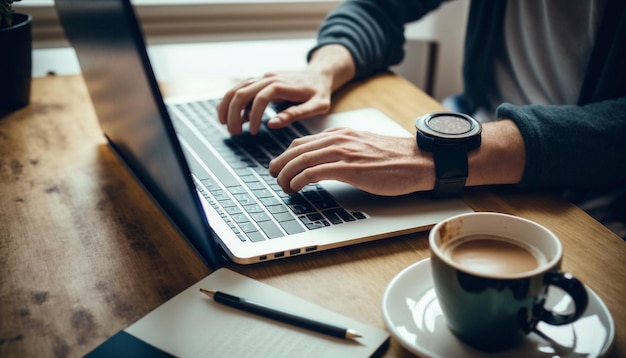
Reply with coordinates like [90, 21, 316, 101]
[167, 98, 367, 243]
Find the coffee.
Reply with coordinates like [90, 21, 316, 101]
[430, 213, 588, 351]
[446, 235, 541, 276]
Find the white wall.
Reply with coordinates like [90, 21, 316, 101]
[402, 0, 469, 101]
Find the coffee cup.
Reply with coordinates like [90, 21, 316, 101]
[429, 212, 588, 351]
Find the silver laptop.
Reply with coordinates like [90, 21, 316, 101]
[54, 0, 472, 266]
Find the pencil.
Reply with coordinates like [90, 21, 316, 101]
[199, 288, 362, 340]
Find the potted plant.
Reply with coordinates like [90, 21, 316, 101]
[0, 0, 31, 112]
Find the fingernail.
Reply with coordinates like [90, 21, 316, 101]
[268, 116, 280, 125]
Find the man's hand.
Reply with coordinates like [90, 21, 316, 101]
[269, 127, 436, 196]
[217, 70, 333, 135]
[217, 44, 356, 135]
[268, 120, 526, 197]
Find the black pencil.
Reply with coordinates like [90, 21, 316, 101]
[199, 288, 361, 340]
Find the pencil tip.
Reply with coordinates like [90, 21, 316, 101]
[346, 329, 362, 339]
[199, 288, 215, 298]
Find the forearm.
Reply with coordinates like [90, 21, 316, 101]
[308, 44, 356, 92]
[467, 119, 526, 187]
[311, 0, 442, 80]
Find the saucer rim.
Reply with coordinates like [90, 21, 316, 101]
[381, 258, 616, 357]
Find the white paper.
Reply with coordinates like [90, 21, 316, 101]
[125, 268, 389, 357]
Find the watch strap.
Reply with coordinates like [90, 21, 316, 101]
[432, 144, 468, 197]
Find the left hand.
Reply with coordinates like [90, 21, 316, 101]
[268, 127, 436, 196]
[217, 70, 333, 135]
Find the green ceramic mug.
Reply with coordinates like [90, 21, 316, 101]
[429, 212, 588, 351]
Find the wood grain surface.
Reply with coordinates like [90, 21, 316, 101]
[0, 74, 624, 358]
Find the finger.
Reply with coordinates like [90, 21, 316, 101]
[271, 133, 350, 191]
[247, 85, 303, 134]
[218, 77, 259, 124]
[267, 99, 330, 129]
[218, 89, 235, 124]
[246, 106, 265, 136]
[276, 147, 343, 194]
[251, 81, 326, 124]
[268, 132, 330, 176]
[246, 86, 279, 135]
[287, 161, 350, 193]
[226, 78, 274, 135]
[278, 131, 361, 180]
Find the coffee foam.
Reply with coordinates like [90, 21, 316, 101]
[442, 234, 548, 277]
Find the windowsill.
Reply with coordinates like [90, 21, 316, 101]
[33, 38, 316, 79]
[15, 0, 341, 48]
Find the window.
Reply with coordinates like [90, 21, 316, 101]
[16, 0, 341, 48]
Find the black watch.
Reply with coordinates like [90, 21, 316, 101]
[415, 112, 482, 197]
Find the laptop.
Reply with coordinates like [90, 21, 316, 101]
[54, 0, 473, 267]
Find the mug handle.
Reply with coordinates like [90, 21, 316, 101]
[535, 270, 589, 325]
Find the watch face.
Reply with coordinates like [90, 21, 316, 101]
[414, 112, 482, 197]
[427, 115, 472, 135]
[415, 112, 481, 140]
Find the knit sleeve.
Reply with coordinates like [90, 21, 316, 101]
[497, 96, 626, 190]
[308, 0, 445, 80]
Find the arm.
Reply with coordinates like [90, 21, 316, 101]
[268, 119, 526, 196]
[218, 0, 445, 135]
[311, 0, 445, 80]
[267, 98, 626, 196]
[467, 119, 525, 187]
[499, 97, 626, 189]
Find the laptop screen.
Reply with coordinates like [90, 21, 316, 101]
[55, 0, 223, 267]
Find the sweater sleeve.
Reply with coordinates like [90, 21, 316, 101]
[308, 0, 446, 80]
[497, 96, 626, 190]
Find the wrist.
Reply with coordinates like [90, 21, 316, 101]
[308, 44, 356, 92]
[415, 112, 482, 197]
[467, 119, 525, 186]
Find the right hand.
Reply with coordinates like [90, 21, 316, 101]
[217, 69, 333, 135]
[268, 127, 436, 196]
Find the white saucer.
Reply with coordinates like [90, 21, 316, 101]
[382, 258, 615, 357]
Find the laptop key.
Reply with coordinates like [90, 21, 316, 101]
[322, 209, 344, 225]
[257, 220, 284, 239]
[259, 197, 282, 206]
[246, 232, 266, 243]
[299, 216, 330, 230]
[280, 220, 306, 235]
[283, 193, 315, 214]
[249, 212, 271, 222]
[334, 208, 356, 222]
[252, 188, 273, 199]
[272, 211, 295, 222]
[233, 193, 255, 206]
[302, 189, 339, 210]
[353, 211, 367, 220]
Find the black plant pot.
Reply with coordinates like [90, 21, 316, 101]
[0, 13, 32, 112]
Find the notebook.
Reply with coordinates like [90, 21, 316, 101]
[86, 268, 390, 357]
[54, 0, 472, 266]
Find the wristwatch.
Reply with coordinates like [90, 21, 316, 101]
[415, 112, 482, 197]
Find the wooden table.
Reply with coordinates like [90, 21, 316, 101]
[1, 73, 624, 357]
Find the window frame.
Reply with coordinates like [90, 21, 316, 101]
[16, 0, 341, 48]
